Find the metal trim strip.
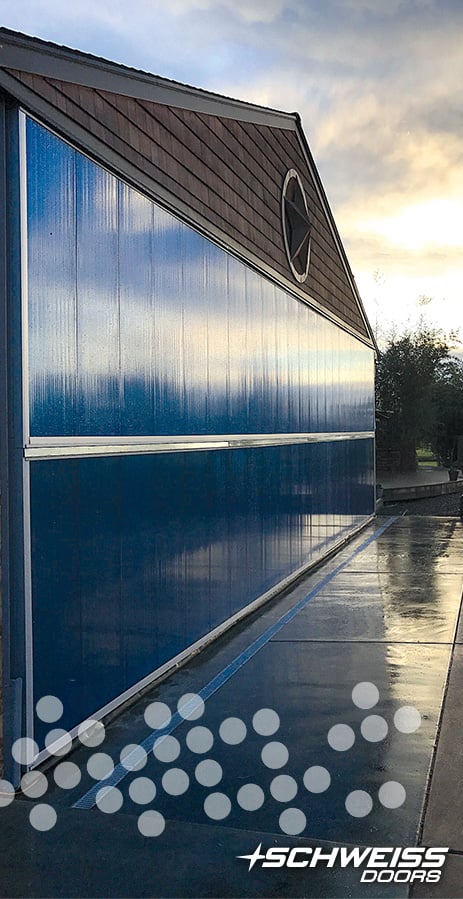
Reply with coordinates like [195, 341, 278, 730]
[0, 29, 296, 129]
[19, 110, 35, 753]
[19, 112, 29, 444]
[24, 431, 375, 460]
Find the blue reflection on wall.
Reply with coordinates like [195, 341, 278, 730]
[26, 117, 375, 438]
[31, 442, 374, 743]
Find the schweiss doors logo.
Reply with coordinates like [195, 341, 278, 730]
[238, 844, 449, 885]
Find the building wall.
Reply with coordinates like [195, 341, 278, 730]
[22, 115, 375, 751]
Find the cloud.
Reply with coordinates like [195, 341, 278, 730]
[165, 0, 288, 23]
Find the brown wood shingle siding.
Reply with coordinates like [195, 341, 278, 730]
[7, 68, 369, 338]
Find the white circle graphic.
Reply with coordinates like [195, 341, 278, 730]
[144, 702, 171, 730]
[345, 790, 373, 818]
[153, 735, 180, 763]
[186, 726, 214, 754]
[21, 771, 48, 799]
[77, 719, 105, 747]
[252, 708, 280, 736]
[303, 766, 331, 794]
[394, 706, 421, 733]
[204, 792, 231, 820]
[29, 804, 57, 831]
[45, 729, 72, 757]
[12, 737, 39, 766]
[195, 760, 223, 788]
[261, 741, 289, 769]
[36, 696, 63, 724]
[138, 810, 165, 837]
[120, 744, 147, 771]
[237, 784, 265, 811]
[219, 717, 247, 745]
[360, 715, 388, 743]
[378, 781, 406, 809]
[87, 752, 114, 781]
[352, 682, 379, 709]
[270, 775, 297, 803]
[0, 780, 15, 808]
[279, 807, 306, 835]
[54, 762, 81, 790]
[177, 693, 205, 721]
[129, 777, 156, 805]
[327, 724, 355, 751]
[162, 768, 189, 796]
[96, 786, 123, 814]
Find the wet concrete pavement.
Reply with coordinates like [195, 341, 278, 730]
[0, 514, 462, 898]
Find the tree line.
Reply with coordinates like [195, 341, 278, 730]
[375, 322, 463, 472]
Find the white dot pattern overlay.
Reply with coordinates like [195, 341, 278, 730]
[219, 717, 247, 745]
[394, 706, 422, 733]
[36, 696, 63, 724]
[352, 682, 379, 709]
[360, 715, 388, 743]
[29, 804, 57, 831]
[21, 772, 48, 799]
[261, 741, 289, 769]
[10, 688, 423, 838]
[204, 792, 231, 820]
[0, 780, 15, 808]
[378, 781, 406, 808]
[195, 760, 222, 788]
[270, 775, 298, 803]
[279, 808, 307, 835]
[78, 719, 105, 747]
[327, 724, 355, 751]
[129, 777, 157, 805]
[237, 784, 265, 811]
[345, 790, 373, 818]
[303, 766, 331, 794]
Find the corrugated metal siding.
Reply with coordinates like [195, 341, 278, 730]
[31, 440, 374, 744]
[7, 68, 369, 338]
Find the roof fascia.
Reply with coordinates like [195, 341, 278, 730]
[294, 115, 377, 353]
[0, 28, 296, 129]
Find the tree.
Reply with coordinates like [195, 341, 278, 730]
[430, 355, 463, 466]
[376, 323, 457, 471]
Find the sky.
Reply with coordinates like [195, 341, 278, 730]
[2, 0, 463, 346]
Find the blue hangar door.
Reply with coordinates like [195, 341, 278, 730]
[1, 111, 375, 777]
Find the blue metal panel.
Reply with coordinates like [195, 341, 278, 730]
[26, 118, 375, 439]
[27, 120, 77, 437]
[30, 441, 374, 746]
[119, 182, 155, 435]
[76, 152, 120, 435]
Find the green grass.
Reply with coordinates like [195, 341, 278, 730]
[416, 446, 438, 464]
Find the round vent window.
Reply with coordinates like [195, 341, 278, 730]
[281, 169, 311, 283]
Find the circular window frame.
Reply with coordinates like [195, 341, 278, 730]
[281, 168, 311, 283]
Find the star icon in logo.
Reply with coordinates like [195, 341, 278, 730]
[237, 842, 267, 871]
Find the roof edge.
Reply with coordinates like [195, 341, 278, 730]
[294, 114, 377, 351]
[0, 28, 297, 129]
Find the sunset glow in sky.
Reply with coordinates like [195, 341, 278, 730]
[3, 0, 462, 343]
